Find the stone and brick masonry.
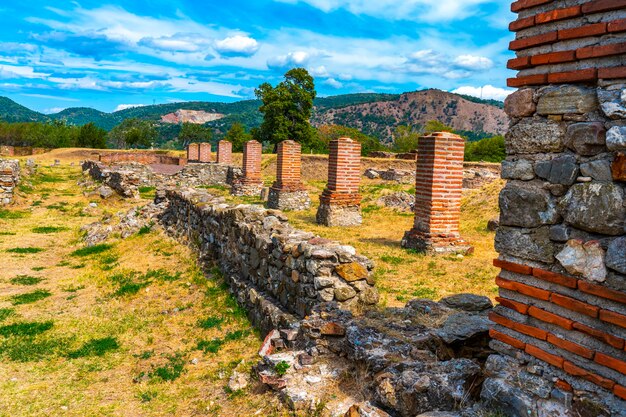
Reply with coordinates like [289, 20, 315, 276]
[217, 140, 232, 165]
[97, 151, 186, 166]
[186, 143, 200, 162]
[267, 140, 311, 211]
[231, 140, 264, 196]
[485, 1, 626, 415]
[316, 137, 362, 226]
[158, 188, 378, 334]
[401, 132, 472, 254]
[0, 159, 19, 205]
[198, 142, 212, 163]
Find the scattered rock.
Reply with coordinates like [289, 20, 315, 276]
[344, 402, 391, 417]
[440, 294, 493, 312]
[98, 185, 114, 199]
[556, 240, 607, 282]
[376, 192, 415, 211]
[487, 218, 499, 231]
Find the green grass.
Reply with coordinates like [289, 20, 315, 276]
[0, 231, 17, 235]
[67, 337, 119, 359]
[196, 338, 224, 354]
[32, 226, 68, 234]
[10, 289, 52, 305]
[32, 266, 45, 271]
[380, 255, 404, 265]
[0, 336, 67, 362]
[7, 247, 44, 254]
[137, 225, 152, 235]
[100, 254, 119, 271]
[10, 275, 44, 286]
[0, 321, 53, 337]
[71, 243, 113, 257]
[137, 390, 158, 403]
[275, 361, 290, 376]
[149, 352, 187, 381]
[0, 209, 28, 219]
[0, 308, 15, 322]
[198, 316, 224, 329]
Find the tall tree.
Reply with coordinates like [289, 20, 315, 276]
[254, 68, 317, 151]
[178, 122, 212, 148]
[392, 125, 420, 153]
[77, 122, 107, 149]
[224, 122, 251, 152]
[108, 118, 156, 149]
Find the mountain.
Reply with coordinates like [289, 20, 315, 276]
[0, 89, 506, 142]
[311, 89, 508, 142]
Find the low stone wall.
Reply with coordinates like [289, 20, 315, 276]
[158, 188, 379, 333]
[0, 146, 48, 157]
[0, 146, 14, 156]
[81, 160, 140, 198]
[97, 151, 186, 166]
[0, 159, 19, 205]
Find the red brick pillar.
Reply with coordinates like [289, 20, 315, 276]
[198, 143, 212, 163]
[231, 140, 263, 196]
[402, 132, 471, 254]
[217, 140, 232, 164]
[316, 137, 362, 226]
[268, 140, 311, 210]
[187, 143, 200, 162]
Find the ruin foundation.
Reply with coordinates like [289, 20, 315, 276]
[0, 159, 20, 205]
[267, 188, 311, 211]
[267, 140, 311, 211]
[231, 140, 263, 197]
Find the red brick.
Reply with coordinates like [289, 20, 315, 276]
[582, 0, 626, 14]
[578, 281, 626, 305]
[531, 50, 576, 65]
[489, 312, 549, 340]
[547, 68, 598, 83]
[532, 268, 577, 289]
[559, 22, 607, 40]
[595, 352, 626, 374]
[510, 15, 536, 31]
[577, 43, 626, 59]
[507, 74, 549, 87]
[564, 361, 616, 390]
[507, 56, 533, 70]
[493, 259, 533, 275]
[510, 31, 558, 50]
[608, 19, 626, 33]
[573, 322, 625, 350]
[511, 0, 552, 13]
[528, 306, 574, 330]
[535, 6, 581, 24]
[555, 379, 572, 392]
[496, 297, 530, 315]
[550, 293, 599, 318]
[490, 328, 526, 349]
[599, 66, 626, 80]
[525, 344, 565, 368]
[217, 140, 232, 164]
[599, 309, 626, 329]
[615, 385, 626, 401]
[547, 333, 595, 359]
[514, 282, 552, 301]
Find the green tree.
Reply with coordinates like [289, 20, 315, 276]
[108, 118, 157, 149]
[464, 135, 505, 162]
[178, 122, 212, 148]
[316, 125, 384, 156]
[254, 68, 317, 151]
[224, 122, 251, 152]
[77, 122, 107, 149]
[423, 120, 454, 134]
[392, 125, 420, 153]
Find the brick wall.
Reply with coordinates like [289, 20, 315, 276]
[198, 143, 212, 163]
[217, 140, 232, 164]
[273, 140, 304, 191]
[0, 146, 15, 156]
[242, 140, 262, 183]
[320, 137, 361, 205]
[487, 1, 626, 411]
[98, 152, 185, 166]
[187, 143, 200, 162]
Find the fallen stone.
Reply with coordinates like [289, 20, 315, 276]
[556, 240, 607, 282]
[364, 168, 380, 179]
[559, 182, 625, 235]
[259, 329, 280, 357]
[335, 262, 368, 282]
[259, 373, 287, 390]
[607, 126, 626, 151]
[228, 370, 249, 391]
[436, 312, 491, 344]
[320, 322, 346, 336]
[487, 218, 499, 231]
[376, 192, 415, 211]
[98, 185, 114, 199]
[440, 294, 493, 312]
[344, 402, 391, 417]
[606, 237, 626, 275]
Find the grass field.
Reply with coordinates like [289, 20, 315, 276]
[0, 149, 502, 416]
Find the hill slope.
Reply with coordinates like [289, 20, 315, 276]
[0, 97, 48, 123]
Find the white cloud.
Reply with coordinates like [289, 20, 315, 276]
[114, 103, 147, 111]
[453, 55, 493, 71]
[451, 85, 513, 101]
[139, 33, 211, 53]
[267, 51, 311, 70]
[43, 107, 66, 114]
[323, 78, 343, 89]
[214, 35, 259, 57]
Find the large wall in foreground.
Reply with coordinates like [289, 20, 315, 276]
[486, 1, 626, 415]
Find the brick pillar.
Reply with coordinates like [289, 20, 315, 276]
[316, 137, 362, 226]
[268, 140, 311, 210]
[231, 140, 263, 196]
[187, 143, 200, 162]
[217, 140, 232, 164]
[401, 132, 471, 254]
[198, 143, 212, 163]
[484, 1, 626, 414]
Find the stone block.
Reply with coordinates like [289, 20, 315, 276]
[495, 226, 554, 263]
[559, 182, 625, 235]
[607, 126, 626, 151]
[502, 159, 535, 180]
[606, 237, 626, 275]
[536, 85, 598, 115]
[505, 88, 536, 118]
[564, 122, 606, 156]
[534, 155, 579, 185]
[612, 152, 626, 182]
[499, 182, 559, 228]
[506, 118, 565, 154]
[580, 159, 613, 182]
[555, 240, 607, 282]
[598, 87, 626, 119]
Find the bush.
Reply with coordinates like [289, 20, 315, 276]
[464, 135, 505, 162]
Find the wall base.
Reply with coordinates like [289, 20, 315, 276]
[231, 180, 263, 197]
[267, 188, 311, 211]
[401, 229, 473, 255]
[316, 203, 362, 227]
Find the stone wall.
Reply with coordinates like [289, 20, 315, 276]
[0, 146, 14, 156]
[98, 151, 186, 166]
[0, 146, 48, 157]
[0, 159, 19, 205]
[158, 188, 379, 334]
[488, 1, 626, 415]
[81, 160, 140, 198]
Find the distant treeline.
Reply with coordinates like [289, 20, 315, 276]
[0, 121, 106, 149]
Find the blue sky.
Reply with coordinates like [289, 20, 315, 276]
[0, 0, 516, 114]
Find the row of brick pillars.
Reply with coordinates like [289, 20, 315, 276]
[186, 140, 233, 164]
